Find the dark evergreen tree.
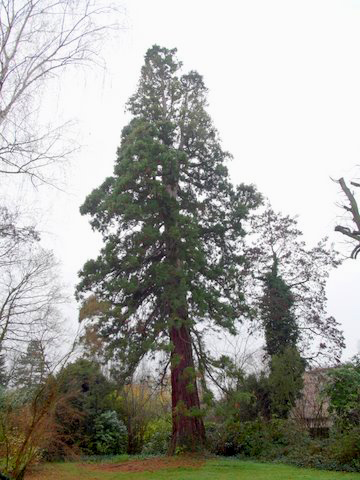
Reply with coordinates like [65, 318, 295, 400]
[268, 346, 305, 418]
[77, 46, 260, 452]
[54, 358, 114, 456]
[12, 340, 47, 389]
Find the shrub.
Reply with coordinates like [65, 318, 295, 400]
[142, 417, 171, 454]
[208, 418, 310, 458]
[207, 416, 360, 472]
[91, 411, 127, 455]
[324, 356, 360, 429]
[329, 427, 360, 468]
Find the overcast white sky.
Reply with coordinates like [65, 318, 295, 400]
[16, 0, 360, 361]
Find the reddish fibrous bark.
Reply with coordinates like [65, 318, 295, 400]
[164, 153, 205, 454]
[168, 323, 206, 454]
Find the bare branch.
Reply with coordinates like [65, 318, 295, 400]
[334, 177, 360, 259]
[0, 0, 122, 185]
[0, 235, 66, 356]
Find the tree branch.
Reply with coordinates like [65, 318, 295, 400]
[334, 177, 360, 258]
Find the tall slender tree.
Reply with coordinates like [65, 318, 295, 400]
[77, 46, 260, 452]
[246, 206, 344, 364]
[260, 256, 305, 418]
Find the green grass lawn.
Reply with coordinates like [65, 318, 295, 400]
[27, 458, 360, 480]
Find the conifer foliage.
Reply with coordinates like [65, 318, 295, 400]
[77, 46, 260, 452]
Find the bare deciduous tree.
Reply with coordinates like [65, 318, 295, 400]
[0, 246, 64, 354]
[0, 206, 65, 356]
[0, 0, 119, 184]
[0, 205, 38, 261]
[334, 176, 360, 259]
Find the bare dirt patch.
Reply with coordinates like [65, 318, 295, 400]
[85, 456, 205, 473]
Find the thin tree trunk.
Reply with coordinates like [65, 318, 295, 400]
[168, 323, 206, 454]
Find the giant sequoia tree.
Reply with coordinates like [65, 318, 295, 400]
[77, 46, 260, 452]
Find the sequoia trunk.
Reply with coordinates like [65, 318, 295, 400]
[168, 323, 206, 454]
[163, 140, 205, 453]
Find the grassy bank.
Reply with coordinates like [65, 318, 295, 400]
[26, 457, 360, 480]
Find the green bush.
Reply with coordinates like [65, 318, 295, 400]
[91, 410, 128, 455]
[329, 427, 360, 468]
[324, 357, 360, 429]
[208, 418, 309, 458]
[207, 417, 360, 472]
[141, 417, 171, 454]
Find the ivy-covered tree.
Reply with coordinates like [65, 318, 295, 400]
[235, 206, 344, 418]
[246, 206, 344, 365]
[268, 346, 304, 419]
[261, 258, 298, 357]
[77, 46, 260, 452]
[260, 258, 305, 418]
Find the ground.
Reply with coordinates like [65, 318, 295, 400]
[25, 457, 360, 480]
